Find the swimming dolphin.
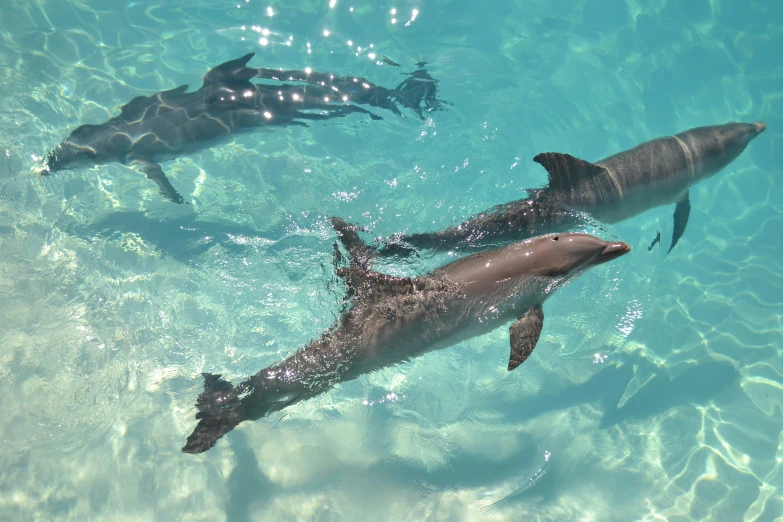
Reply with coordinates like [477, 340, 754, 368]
[358, 122, 766, 256]
[43, 53, 446, 204]
[181, 226, 630, 453]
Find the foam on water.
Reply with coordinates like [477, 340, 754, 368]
[0, 0, 781, 520]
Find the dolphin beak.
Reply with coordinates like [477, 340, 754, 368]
[754, 122, 766, 134]
[591, 241, 631, 265]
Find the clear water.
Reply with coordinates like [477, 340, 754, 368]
[0, 0, 781, 520]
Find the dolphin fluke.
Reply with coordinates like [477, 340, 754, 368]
[330, 216, 378, 269]
[182, 373, 246, 454]
[392, 68, 448, 118]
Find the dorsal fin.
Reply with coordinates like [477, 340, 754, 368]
[201, 53, 257, 88]
[159, 84, 189, 98]
[118, 94, 155, 121]
[533, 152, 606, 192]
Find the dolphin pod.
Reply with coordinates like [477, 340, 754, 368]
[43, 53, 446, 204]
[349, 122, 766, 256]
[179, 120, 766, 453]
[40, 52, 766, 455]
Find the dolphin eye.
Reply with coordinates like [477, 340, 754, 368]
[552, 236, 559, 241]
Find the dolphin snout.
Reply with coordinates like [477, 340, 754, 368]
[592, 241, 630, 265]
[754, 122, 766, 134]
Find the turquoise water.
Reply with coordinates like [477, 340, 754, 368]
[0, 0, 781, 520]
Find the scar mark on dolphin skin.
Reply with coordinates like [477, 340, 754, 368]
[671, 135, 695, 178]
[602, 165, 624, 199]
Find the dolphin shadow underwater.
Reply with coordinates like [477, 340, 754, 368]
[43, 52, 447, 204]
[349, 122, 766, 258]
[63, 210, 293, 261]
[181, 221, 630, 453]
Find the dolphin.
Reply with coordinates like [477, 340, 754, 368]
[43, 52, 446, 204]
[358, 122, 766, 256]
[181, 225, 630, 453]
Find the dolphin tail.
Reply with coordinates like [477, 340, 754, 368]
[182, 373, 246, 454]
[330, 216, 380, 269]
[392, 67, 449, 118]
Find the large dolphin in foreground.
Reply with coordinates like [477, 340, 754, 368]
[358, 122, 766, 256]
[44, 52, 445, 204]
[182, 225, 630, 453]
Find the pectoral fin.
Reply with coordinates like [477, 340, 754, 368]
[508, 305, 544, 371]
[133, 159, 186, 204]
[668, 190, 690, 253]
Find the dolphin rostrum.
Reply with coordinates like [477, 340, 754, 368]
[181, 225, 630, 453]
[360, 122, 766, 256]
[43, 53, 446, 204]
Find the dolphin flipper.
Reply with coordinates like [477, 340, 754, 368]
[133, 159, 186, 204]
[508, 305, 544, 371]
[668, 190, 690, 254]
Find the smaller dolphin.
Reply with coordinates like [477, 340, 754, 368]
[182, 225, 630, 453]
[43, 53, 446, 204]
[357, 122, 766, 256]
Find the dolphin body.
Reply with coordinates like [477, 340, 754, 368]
[362, 122, 766, 256]
[44, 53, 445, 204]
[182, 227, 630, 453]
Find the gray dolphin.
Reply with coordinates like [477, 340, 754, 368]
[43, 52, 445, 204]
[182, 228, 630, 453]
[363, 122, 766, 256]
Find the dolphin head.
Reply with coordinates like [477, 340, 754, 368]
[44, 141, 97, 172]
[690, 122, 766, 177]
[44, 123, 119, 173]
[442, 232, 630, 293]
[521, 232, 631, 277]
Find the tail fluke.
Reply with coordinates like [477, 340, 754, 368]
[330, 216, 425, 265]
[182, 373, 246, 454]
[392, 67, 448, 118]
[330, 216, 380, 270]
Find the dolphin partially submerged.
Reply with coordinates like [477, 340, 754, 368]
[360, 122, 766, 256]
[44, 53, 446, 204]
[182, 225, 630, 453]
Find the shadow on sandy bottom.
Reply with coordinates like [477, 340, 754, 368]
[61, 210, 323, 262]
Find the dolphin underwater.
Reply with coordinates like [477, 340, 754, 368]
[43, 52, 446, 204]
[358, 122, 766, 256]
[181, 226, 630, 453]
